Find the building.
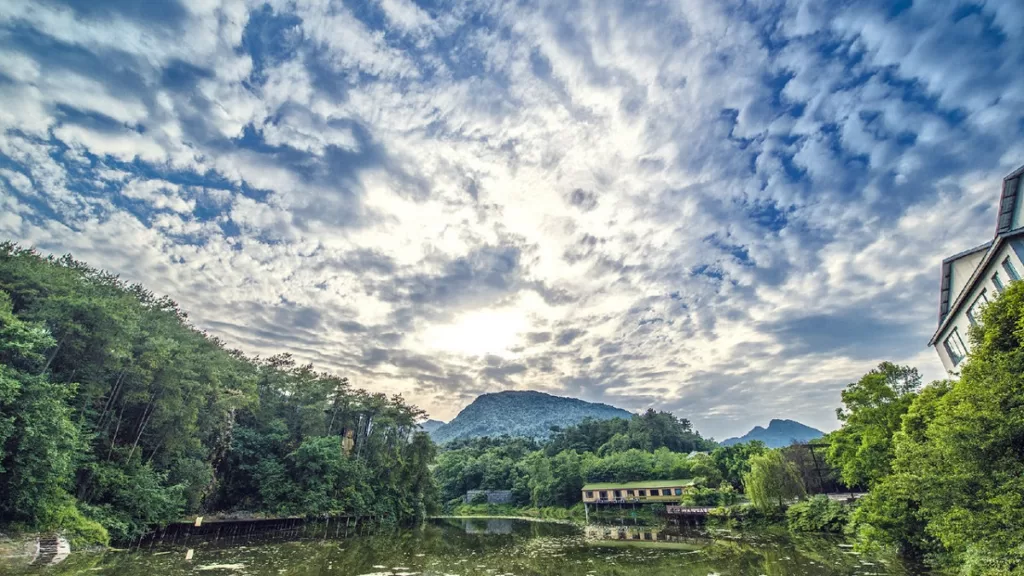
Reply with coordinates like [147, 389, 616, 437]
[580, 479, 696, 504]
[464, 490, 513, 505]
[930, 164, 1024, 371]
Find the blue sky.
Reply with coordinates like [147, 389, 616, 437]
[1, 0, 1022, 439]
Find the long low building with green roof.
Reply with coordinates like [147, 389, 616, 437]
[581, 479, 696, 504]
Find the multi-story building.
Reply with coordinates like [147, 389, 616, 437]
[930, 164, 1024, 372]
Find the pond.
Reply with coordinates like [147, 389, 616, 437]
[5, 518, 927, 575]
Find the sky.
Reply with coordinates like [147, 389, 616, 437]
[1, 0, 1023, 440]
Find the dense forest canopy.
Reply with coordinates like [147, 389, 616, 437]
[433, 414, 732, 507]
[0, 243, 436, 543]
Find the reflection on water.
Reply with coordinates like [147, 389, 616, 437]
[2, 517, 927, 576]
[584, 524, 711, 550]
[462, 518, 513, 534]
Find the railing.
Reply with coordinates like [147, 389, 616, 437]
[665, 506, 713, 515]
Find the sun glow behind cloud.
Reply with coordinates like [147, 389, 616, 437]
[422, 308, 529, 358]
[0, 0, 1022, 438]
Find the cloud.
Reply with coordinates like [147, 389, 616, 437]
[1, 0, 1021, 438]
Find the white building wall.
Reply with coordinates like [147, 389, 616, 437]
[935, 240, 1024, 373]
[948, 249, 987, 305]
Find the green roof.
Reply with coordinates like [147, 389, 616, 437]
[581, 479, 696, 491]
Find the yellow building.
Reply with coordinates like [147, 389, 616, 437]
[581, 479, 696, 504]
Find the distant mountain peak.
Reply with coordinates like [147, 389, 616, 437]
[720, 419, 824, 448]
[429, 390, 633, 444]
[418, 419, 446, 434]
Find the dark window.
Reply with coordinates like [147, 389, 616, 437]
[1003, 257, 1020, 281]
[944, 327, 967, 366]
[674, 488, 683, 496]
[599, 491, 607, 499]
[993, 272, 1005, 293]
[585, 491, 593, 498]
[966, 289, 989, 326]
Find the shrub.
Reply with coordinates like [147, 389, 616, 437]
[786, 495, 850, 533]
[43, 500, 109, 548]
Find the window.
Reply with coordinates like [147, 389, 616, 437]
[599, 491, 607, 500]
[1003, 257, 1020, 281]
[966, 289, 989, 326]
[617, 490, 626, 498]
[585, 491, 593, 499]
[944, 327, 968, 366]
[993, 271, 1005, 293]
[674, 488, 683, 496]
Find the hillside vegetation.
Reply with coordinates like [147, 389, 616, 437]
[0, 244, 436, 544]
[430, 390, 633, 444]
[721, 419, 824, 448]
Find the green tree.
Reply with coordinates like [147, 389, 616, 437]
[712, 441, 767, 488]
[0, 290, 82, 528]
[856, 281, 1024, 572]
[826, 361, 920, 488]
[743, 450, 805, 511]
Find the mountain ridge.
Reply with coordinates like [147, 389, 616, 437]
[720, 418, 824, 448]
[429, 390, 634, 444]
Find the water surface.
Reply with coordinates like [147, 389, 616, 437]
[5, 518, 925, 575]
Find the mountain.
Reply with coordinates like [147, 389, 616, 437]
[429, 390, 633, 444]
[418, 419, 446, 434]
[720, 419, 825, 448]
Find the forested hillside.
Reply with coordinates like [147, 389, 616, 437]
[434, 410, 720, 506]
[430, 390, 633, 444]
[721, 419, 824, 448]
[0, 243, 436, 544]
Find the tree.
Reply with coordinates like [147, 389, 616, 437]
[0, 243, 440, 540]
[0, 290, 82, 527]
[712, 441, 767, 488]
[743, 450, 805, 511]
[855, 281, 1024, 571]
[826, 362, 920, 488]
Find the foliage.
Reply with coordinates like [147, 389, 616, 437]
[681, 481, 738, 507]
[434, 425, 721, 510]
[0, 290, 83, 534]
[430, 390, 633, 444]
[544, 410, 715, 456]
[0, 243, 437, 542]
[743, 450, 805, 511]
[786, 495, 850, 533]
[711, 441, 767, 488]
[826, 362, 920, 489]
[854, 281, 1024, 574]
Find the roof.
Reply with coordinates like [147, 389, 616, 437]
[931, 162, 1024, 345]
[930, 226, 1024, 345]
[582, 479, 696, 491]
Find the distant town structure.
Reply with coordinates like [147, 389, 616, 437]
[464, 490, 513, 505]
[931, 164, 1024, 371]
[581, 479, 696, 504]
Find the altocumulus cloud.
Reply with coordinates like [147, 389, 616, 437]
[1, 0, 1022, 439]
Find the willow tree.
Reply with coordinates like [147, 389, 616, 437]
[743, 450, 805, 511]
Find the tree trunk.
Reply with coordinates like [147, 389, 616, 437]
[106, 402, 127, 461]
[125, 402, 155, 465]
[40, 334, 66, 375]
